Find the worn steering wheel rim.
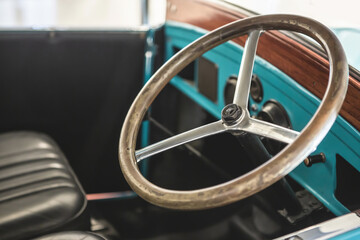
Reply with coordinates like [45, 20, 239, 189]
[119, 14, 348, 210]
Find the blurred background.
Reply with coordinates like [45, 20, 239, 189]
[0, 0, 166, 28]
[0, 0, 358, 67]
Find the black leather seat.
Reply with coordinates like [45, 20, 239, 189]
[35, 231, 106, 240]
[0, 132, 87, 240]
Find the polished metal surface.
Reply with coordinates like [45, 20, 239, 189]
[135, 120, 225, 161]
[119, 14, 348, 210]
[233, 114, 300, 144]
[275, 212, 360, 240]
[233, 30, 261, 109]
[135, 109, 299, 162]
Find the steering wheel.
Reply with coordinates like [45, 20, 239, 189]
[119, 14, 348, 210]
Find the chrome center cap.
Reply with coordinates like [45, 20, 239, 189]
[221, 104, 242, 126]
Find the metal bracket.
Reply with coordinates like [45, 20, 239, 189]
[278, 189, 323, 224]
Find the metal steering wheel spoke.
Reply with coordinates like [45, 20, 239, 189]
[135, 120, 225, 162]
[233, 30, 261, 109]
[236, 117, 300, 144]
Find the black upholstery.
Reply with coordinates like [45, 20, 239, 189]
[0, 132, 87, 240]
[35, 231, 106, 240]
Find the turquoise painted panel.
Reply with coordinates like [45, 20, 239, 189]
[140, 28, 158, 176]
[165, 21, 360, 217]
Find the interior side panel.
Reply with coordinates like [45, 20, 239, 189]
[0, 31, 146, 192]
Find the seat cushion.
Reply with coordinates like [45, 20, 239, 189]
[34, 231, 106, 240]
[0, 132, 87, 240]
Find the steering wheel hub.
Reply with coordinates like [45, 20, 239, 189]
[222, 104, 243, 125]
